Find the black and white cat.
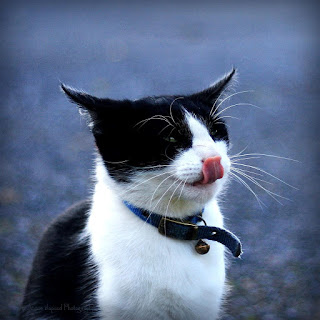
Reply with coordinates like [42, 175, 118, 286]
[20, 69, 242, 320]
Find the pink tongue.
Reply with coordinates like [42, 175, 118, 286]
[198, 156, 224, 185]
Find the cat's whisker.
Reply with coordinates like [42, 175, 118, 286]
[159, 124, 174, 135]
[231, 156, 261, 162]
[231, 168, 273, 185]
[103, 160, 129, 164]
[231, 168, 290, 204]
[213, 102, 261, 120]
[163, 147, 175, 162]
[139, 164, 176, 170]
[122, 170, 176, 195]
[104, 162, 177, 170]
[209, 89, 226, 117]
[229, 145, 250, 158]
[230, 153, 299, 162]
[134, 114, 174, 130]
[146, 116, 174, 128]
[231, 162, 298, 190]
[164, 179, 184, 219]
[230, 167, 264, 178]
[167, 126, 177, 139]
[214, 115, 241, 121]
[229, 171, 265, 209]
[211, 90, 254, 117]
[210, 90, 253, 117]
[134, 116, 158, 129]
[149, 173, 177, 208]
[215, 121, 231, 128]
[152, 177, 180, 213]
[209, 90, 253, 118]
[169, 97, 184, 125]
[177, 178, 188, 202]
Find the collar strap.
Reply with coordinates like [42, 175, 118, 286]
[124, 201, 242, 258]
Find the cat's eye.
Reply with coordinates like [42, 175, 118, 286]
[164, 136, 177, 143]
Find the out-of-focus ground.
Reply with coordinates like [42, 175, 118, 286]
[1, 1, 319, 319]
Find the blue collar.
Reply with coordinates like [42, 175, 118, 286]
[124, 201, 242, 258]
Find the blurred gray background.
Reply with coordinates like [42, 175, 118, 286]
[1, 1, 319, 319]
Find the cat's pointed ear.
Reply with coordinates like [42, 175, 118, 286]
[60, 83, 128, 130]
[190, 68, 237, 104]
[60, 83, 107, 112]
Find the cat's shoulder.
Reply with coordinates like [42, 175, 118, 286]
[47, 199, 91, 237]
[28, 199, 92, 273]
[20, 200, 97, 319]
[34, 200, 90, 249]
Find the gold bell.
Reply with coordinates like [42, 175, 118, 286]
[195, 239, 210, 255]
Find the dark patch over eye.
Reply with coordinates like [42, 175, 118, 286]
[160, 122, 192, 149]
[207, 119, 229, 143]
[98, 115, 193, 183]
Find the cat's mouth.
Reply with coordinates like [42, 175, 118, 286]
[183, 156, 224, 187]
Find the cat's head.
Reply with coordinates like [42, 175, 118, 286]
[62, 69, 235, 217]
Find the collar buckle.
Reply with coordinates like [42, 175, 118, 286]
[158, 216, 199, 240]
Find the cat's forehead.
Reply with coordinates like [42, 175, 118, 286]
[138, 95, 185, 109]
[134, 95, 206, 118]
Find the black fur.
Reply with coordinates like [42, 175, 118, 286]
[20, 200, 99, 320]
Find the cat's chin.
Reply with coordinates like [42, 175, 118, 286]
[179, 180, 223, 204]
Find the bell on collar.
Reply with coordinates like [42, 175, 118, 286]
[195, 239, 210, 255]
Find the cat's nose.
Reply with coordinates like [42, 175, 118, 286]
[199, 156, 224, 185]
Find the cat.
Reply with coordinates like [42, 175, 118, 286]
[20, 69, 242, 320]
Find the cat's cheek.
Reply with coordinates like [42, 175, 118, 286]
[221, 158, 231, 177]
[213, 141, 230, 170]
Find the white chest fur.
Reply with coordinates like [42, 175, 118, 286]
[86, 175, 226, 320]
